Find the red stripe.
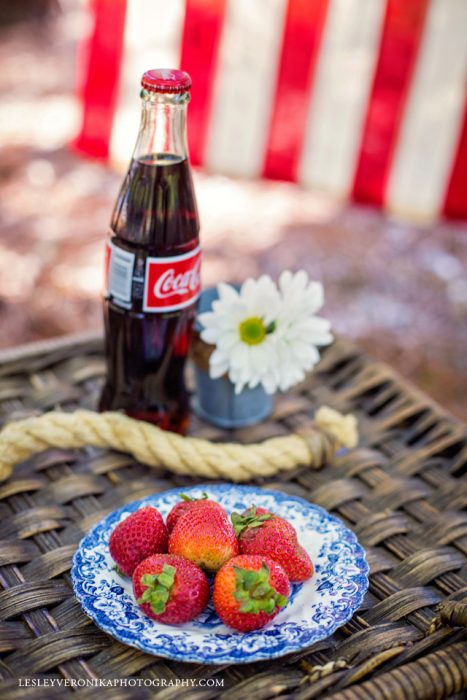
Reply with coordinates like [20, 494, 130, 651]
[180, 0, 226, 166]
[262, 0, 329, 181]
[443, 100, 467, 219]
[73, 0, 127, 160]
[351, 0, 428, 206]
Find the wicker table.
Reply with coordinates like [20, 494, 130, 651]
[0, 333, 465, 699]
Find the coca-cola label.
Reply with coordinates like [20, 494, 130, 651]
[107, 240, 135, 305]
[143, 246, 201, 312]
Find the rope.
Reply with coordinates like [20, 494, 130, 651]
[0, 406, 357, 484]
[427, 601, 467, 634]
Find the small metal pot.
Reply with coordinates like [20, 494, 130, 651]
[191, 287, 274, 428]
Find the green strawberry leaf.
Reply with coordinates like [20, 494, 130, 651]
[242, 570, 258, 590]
[158, 568, 175, 588]
[153, 584, 170, 601]
[180, 492, 209, 502]
[234, 561, 288, 618]
[230, 507, 274, 536]
[150, 598, 166, 614]
[257, 563, 270, 582]
[138, 589, 153, 604]
[161, 564, 176, 577]
[138, 564, 176, 615]
[276, 594, 288, 609]
[251, 583, 269, 598]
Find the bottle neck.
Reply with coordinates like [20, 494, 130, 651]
[132, 90, 190, 163]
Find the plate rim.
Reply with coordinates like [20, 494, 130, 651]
[71, 483, 369, 664]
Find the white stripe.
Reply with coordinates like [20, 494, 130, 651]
[204, 0, 287, 177]
[298, 0, 385, 197]
[109, 0, 185, 168]
[386, 0, 467, 222]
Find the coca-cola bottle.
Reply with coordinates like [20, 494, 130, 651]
[99, 69, 201, 434]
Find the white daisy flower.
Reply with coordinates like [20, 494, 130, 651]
[274, 270, 333, 391]
[198, 271, 333, 395]
[198, 277, 281, 394]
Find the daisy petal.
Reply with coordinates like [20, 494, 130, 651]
[197, 311, 218, 328]
[217, 282, 240, 303]
[200, 327, 222, 345]
[209, 349, 230, 379]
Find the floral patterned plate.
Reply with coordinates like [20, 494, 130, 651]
[71, 484, 369, 664]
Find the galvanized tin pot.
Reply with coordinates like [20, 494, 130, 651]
[191, 287, 274, 428]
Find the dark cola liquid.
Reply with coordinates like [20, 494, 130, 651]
[99, 154, 200, 433]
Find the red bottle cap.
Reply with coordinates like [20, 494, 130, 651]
[141, 69, 192, 94]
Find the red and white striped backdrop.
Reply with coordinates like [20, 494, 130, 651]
[74, 0, 467, 222]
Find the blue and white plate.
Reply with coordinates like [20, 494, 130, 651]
[71, 484, 368, 664]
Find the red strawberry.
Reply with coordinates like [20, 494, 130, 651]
[213, 555, 290, 632]
[166, 493, 226, 533]
[133, 554, 209, 624]
[232, 506, 314, 583]
[109, 506, 168, 577]
[169, 505, 238, 572]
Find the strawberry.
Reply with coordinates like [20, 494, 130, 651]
[109, 506, 168, 577]
[169, 504, 238, 572]
[166, 493, 225, 533]
[213, 555, 290, 632]
[133, 554, 209, 624]
[231, 506, 314, 583]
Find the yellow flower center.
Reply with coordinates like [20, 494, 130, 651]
[239, 317, 267, 346]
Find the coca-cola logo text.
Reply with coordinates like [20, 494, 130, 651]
[144, 247, 201, 312]
[153, 257, 201, 299]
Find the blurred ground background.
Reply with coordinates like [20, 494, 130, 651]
[0, 0, 466, 419]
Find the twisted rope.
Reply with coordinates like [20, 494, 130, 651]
[427, 601, 467, 634]
[0, 406, 357, 484]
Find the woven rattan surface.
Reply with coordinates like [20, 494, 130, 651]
[0, 333, 465, 699]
